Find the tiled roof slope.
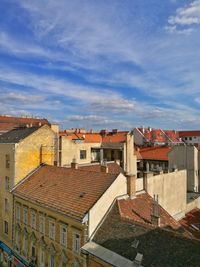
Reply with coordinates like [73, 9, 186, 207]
[0, 115, 49, 133]
[13, 165, 118, 221]
[93, 202, 200, 267]
[0, 127, 40, 143]
[138, 128, 181, 143]
[79, 162, 124, 175]
[60, 131, 129, 144]
[118, 193, 180, 230]
[179, 130, 200, 137]
[179, 208, 200, 239]
[139, 146, 171, 161]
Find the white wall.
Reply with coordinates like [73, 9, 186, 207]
[88, 173, 127, 237]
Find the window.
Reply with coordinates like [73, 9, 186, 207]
[5, 176, 10, 191]
[39, 215, 45, 234]
[16, 205, 21, 220]
[23, 236, 28, 257]
[49, 221, 55, 240]
[5, 154, 10, 168]
[23, 208, 28, 225]
[73, 233, 80, 253]
[40, 250, 45, 267]
[189, 137, 192, 141]
[80, 150, 86, 159]
[185, 137, 187, 140]
[31, 245, 36, 257]
[49, 255, 55, 267]
[5, 198, 9, 212]
[60, 225, 67, 246]
[4, 221, 8, 235]
[31, 212, 36, 229]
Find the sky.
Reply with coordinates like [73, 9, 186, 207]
[0, 0, 200, 130]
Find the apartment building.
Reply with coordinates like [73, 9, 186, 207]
[11, 164, 127, 266]
[59, 129, 136, 175]
[0, 125, 56, 266]
[179, 130, 200, 145]
[133, 127, 182, 146]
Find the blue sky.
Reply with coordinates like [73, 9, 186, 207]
[0, 0, 200, 130]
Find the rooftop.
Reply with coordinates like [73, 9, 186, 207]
[79, 162, 124, 175]
[0, 115, 49, 133]
[93, 201, 200, 267]
[179, 130, 200, 137]
[12, 165, 118, 221]
[139, 146, 172, 161]
[179, 208, 200, 239]
[0, 126, 41, 144]
[118, 193, 180, 230]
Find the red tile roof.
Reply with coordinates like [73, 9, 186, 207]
[179, 131, 200, 137]
[179, 208, 200, 239]
[0, 115, 49, 133]
[13, 165, 118, 221]
[61, 131, 129, 144]
[138, 128, 181, 143]
[118, 193, 181, 230]
[139, 146, 171, 161]
[79, 162, 124, 175]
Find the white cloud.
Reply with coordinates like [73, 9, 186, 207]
[167, 0, 200, 34]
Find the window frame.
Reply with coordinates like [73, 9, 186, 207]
[49, 220, 55, 240]
[80, 150, 87, 160]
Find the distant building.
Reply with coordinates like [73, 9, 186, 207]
[133, 127, 182, 146]
[179, 130, 200, 145]
[59, 129, 137, 175]
[136, 146, 171, 177]
[0, 115, 50, 135]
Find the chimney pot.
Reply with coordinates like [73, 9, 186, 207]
[71, 159, 78, 169]
[101, 164, 108, 173]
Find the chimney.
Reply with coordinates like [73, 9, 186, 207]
[114, 159, 120, 165]
[151, 195, 160, 226]
[101, 163, 108, 173]
[126, 174, 136, 198]
[112, 129, 118, 134]
[71, 159, 78, 169]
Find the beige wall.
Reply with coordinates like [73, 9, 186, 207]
[60, 136, 100, 166]
[0, 125, 56, 249]
[169, 146, 199, 192]
[88, 173, 127, 238]
[145, 170, 187, 219]
[124, 132, 137, 175]
[13, 196, 86, 267]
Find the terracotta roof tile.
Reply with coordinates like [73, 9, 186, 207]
[13, 165, 118, 221]
[139, 146, 171, 161]
[179, 208, 200, 239]
[118, 193, 180, 230]
[179, 131, 200, 137]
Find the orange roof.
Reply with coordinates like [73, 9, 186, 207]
[118, 193, 181, 230]
[13, 165, 118, 221]
[102, 131, 128, 143]
[139, 146, 171, 161]
[138, 128, 181, 143]
[0, 115, 49, 133]
[179, 131, 200, 137]
[179, 208, 200, 239]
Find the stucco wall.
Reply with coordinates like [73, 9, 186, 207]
[168, 146, 199, 192]
[146, 170, 187, 219]
[88, 173, 127, 237]
[60, 136, 100, 166]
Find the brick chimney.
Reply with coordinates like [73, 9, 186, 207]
[126, 173, 136, 198]
[71, 159, 78, 169]
[151, 195, 160, 226]
[101, 163, 108, 173]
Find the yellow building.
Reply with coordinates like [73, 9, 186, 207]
[0, 125, 56, 266]
[11, 164, 128, 266]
